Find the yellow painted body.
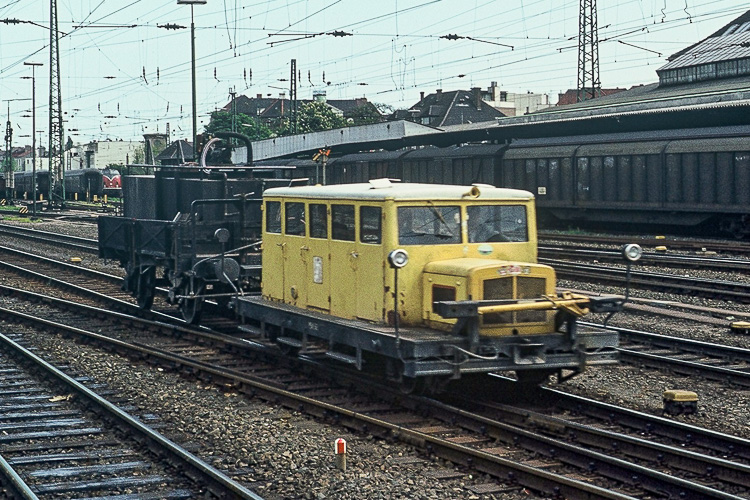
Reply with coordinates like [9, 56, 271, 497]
[261, 181, 560, 337]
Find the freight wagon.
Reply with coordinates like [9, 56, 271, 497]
[256, 125, 750, 237]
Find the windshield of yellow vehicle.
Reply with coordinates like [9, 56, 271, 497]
[467, 205, 528, 243]
[398, 206, 461, 245]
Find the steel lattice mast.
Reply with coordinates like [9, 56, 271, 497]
[4, 103, 13, 200]
[577, 0, 601, 102]
[48, 0, 65, 205]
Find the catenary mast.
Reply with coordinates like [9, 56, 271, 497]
[577, 0, 601, 102]
[49, 0, 65, 206]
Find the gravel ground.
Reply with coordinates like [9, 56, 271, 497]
[4, 217, 750, 497]
[10, 324, 526, 500]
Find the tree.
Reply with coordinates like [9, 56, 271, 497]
[346, 103, 383, 126]
[293, 101, 348, 134]
[204, 111, 273, 141]
[131, 145, 145, 164]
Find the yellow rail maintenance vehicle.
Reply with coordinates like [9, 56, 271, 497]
[235, 180, 624, 391]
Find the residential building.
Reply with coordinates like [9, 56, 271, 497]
[397, 88, 506, 127]
[480, 82, 552, 116]
[222, 91, 381, 128]
[81, 139, 144, 169]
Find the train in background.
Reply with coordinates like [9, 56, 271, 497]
[256, 125, 750, 238]
[1, 168, 105, 202]
[102, 167, 122, 199]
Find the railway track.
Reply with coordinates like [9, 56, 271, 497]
[539, 245, 750, 273]
[0, 243, 244, 334]
[0, 224, 99, 253]
[0, 244, 184, 322]
[1, 283, 748, 499]
[579, 321, 750, 387]
[542, 258, 750, 303]
[539, 232, 750, 257]
[0, 330, 259, 498]
[442, 382, 750, 494]
[4, 222, 746, 498]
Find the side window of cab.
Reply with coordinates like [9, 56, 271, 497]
[331, 204, 355, 241]
[360, 206, 381, 244]
[309, 203, 328, 239]
[266, 201, 281, 233]
[285, 202, 306, 236]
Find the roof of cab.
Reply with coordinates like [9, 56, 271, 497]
[263, 180, 533, 201]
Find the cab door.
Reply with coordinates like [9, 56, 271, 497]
[282, 201, 307, 306]
[329, 203, 357, 318]
[355, 205, 385, 322]
[262, 200, 285, 300]
[306, 202, 330, 311]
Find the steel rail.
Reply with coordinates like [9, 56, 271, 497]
[0, 454, 38, 499]
[0, 328, 262, 499]
[0, 303, 635, 499]
[540, 245, 750, 272]
[542, 259, 750, 302]
[442, 392, 750, 489]
[542, 388, 750, 462]
[539, 232, 750, 256]
[0, 224, 98, 253]
[0, 294, 745, 499]
[581, 321, 750, 386]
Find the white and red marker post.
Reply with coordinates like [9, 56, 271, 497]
[334, 438, 347, 472]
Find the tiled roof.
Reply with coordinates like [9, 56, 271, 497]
[224, 95, 376, 118]
[408, 89, 505, 126]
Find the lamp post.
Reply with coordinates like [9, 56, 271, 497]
[23, 61, 42, 217]
[177, 0, 206, 160]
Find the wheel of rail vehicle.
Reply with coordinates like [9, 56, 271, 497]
[180, 282, 204, 324]
[136, 266, 156, 310]
[386, 359, 430, 394]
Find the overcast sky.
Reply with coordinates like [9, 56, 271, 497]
[0, 0, 745, 145]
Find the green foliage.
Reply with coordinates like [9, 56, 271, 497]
[346, 104, 383, 126]
[131, 145, 145, 164]
[293, 101, 348, 133]
[205, 111, 273, 141]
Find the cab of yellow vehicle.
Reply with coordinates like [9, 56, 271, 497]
[261, 180, 563, 338]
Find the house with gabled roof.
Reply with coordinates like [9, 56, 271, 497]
[395, 88, 506, 127]
[222, 91, 381, 128]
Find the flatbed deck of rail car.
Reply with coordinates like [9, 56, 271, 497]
[234, 295, 618, 377]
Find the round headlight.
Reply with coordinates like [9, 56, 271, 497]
[388, 249, 409, 269]
[622, 243, 642, 262]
